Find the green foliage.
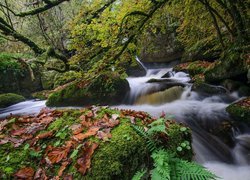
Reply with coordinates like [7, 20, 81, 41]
[0, 53, 25, 78]
[132, 169, 146, 180]
[132, 117, 217, 180]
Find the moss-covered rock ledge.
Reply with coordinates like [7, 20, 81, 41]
[226, 97, 250, 123]
[46, 72, 129, 107]
[0, 107, 192, 179]
[0, 93, 25, 108]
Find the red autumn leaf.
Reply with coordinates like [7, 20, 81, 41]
[80, 115, 92, 128]
[63, 175, 73, 180]
[69, 124, 83, 135]
[39, 116, 54, 125]
[76, 142, 99, 175]
[58, 160, 71, 177]
[11, 128, 26, 136]
[47, 146, 71, 164]
[86, 111, 94, 118]
[14, 167, 34, 179]
[96, 128, 112, 141]
[34, 168, 48, 180]
[21, 134, 33, 140]
[0, 119, 8, 131]
[73, 127, 100, 141]
[0, 137, 24, 147]
[36, 131, 54, 140]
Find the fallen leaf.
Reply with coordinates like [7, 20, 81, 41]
[11, 128, 26, 136]
[0, 120, 8, 131]
[111, 114, 119, 120]
[36, 131, 54, 140]
[73, 127, 100, 141]
[96, 128, 112, 141]
[69, 124, 83, 135]
[14, 167, 34, 179]
[34, 168, 48, 180]
[130, 116, 135, 124]
[63, 175, 73, 180]
[76, 142, 99, 175]
[47, 146, 71, 164]
[58, 161, 71, 177]
[40, 116, 54, 125]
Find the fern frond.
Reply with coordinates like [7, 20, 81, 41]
[147, 124, 167, 135]
[173, 158, 218, 180]
[151, 150, 171, 180]
[132, 169, 146, 180]
[131, 124, 158, 152]
[149, 118, 166, 127]
[131, 124, 149, 139]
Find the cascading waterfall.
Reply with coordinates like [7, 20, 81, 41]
[116, 61, 250, 179]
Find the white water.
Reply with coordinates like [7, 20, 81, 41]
[1, 65, 250, 179]
[116, 67, 250, 179]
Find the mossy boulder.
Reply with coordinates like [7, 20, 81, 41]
[0, 107, 192, 179]
[0, 93, 25, 108]
[46, 72, 130, 107]
[0, 53, 42, 96]
[205, 58, 248, 83]
[41, 70, 59, 90]
[226, 97, 250, 123]
[173, 61, 215, 77]
[54, 71, 80, 89]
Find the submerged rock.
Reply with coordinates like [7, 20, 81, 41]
[0, 93, 25, 108]
[135, 86, 184, 105]
[226, 97, 250, 123]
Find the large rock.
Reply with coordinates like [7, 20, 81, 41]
[205, 58, 248, 83]
[0, 93, 25, 108]
[0, 53, 42, 96]
[226, 97, 250, 123]
[0, 107, 192, 179]
[41, 70, 59, 90]
[138, 31, 184, 63]
[46, 72, 130, 106]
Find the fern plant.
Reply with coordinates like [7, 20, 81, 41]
[132, 118, 218, 180]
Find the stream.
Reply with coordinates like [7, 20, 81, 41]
[0, 65, 250, 179]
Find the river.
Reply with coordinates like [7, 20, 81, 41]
[0, 65, 250, 179]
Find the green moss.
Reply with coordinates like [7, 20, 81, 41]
[46, 72, 129, 107]
[0, 107, 193, 179]
[165, 122, 193, 160]
[226, 98, 250, 123]
[0, 93, 25, 108]
[83, 121, 148, 180]
[0, 143, 39, 179]
[54, 71, 81, 88]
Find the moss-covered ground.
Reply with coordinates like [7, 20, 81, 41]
[0, 107, 192, 179]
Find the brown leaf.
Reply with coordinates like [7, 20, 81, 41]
[86, 111, 94, 118]
[63, 175, 73, 180]
[47, 146, 71, 164]
[58, 161, 71, 177]
[0, 119, 8, 131]
[14, 167, 34, 179]
[39, 116, 54, 125]
[80, 115, 92, 128]
[73, 127, 100, 141]
[37, 131, 54, 140]
[69, 124, 83, 135]
[76, 142, 99, 175]
[11, 128, 26, 136]
[34, 168, 48, 180]
[0, 137, 24, 147]
[96, 129, 112, 141]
